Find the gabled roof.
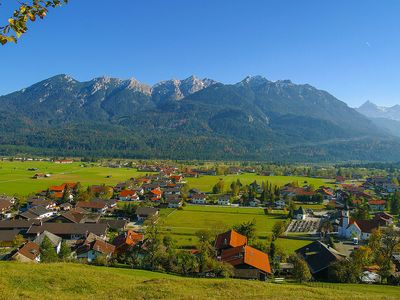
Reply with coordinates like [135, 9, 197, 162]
[136, 207, 158, 217]
[33, 230, 62, 247]
[119, 190, 137, 197]
[113, 230, 143, 248]
[296, 241, 346, 274]
[220, 245, 271, 274]
[215, 230, 248, 250]
[0, 229, 21, 242]
[76, 200, 107, 210]
[16, 242, 40, 261]
[92, 239, 115, 255]
[27, 223, 108, 236]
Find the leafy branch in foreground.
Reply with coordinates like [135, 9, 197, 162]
[0, 0, 68, 45]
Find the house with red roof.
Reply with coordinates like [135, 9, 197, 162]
[119, 190, 139, 201]
[215, 230, 271, 280]
[368, 199, 386, 211]
[113, 230, 143, 253]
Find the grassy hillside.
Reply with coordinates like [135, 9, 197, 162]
[0, 262, 399, 300]
[0, 161, 150, 196]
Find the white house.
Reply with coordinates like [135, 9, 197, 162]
[191, 194, 207, 205]
[218, 195, 231, 206]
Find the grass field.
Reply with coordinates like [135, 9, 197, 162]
[158, 205, 312, 252]
[0, 262, 398, 300]
[0, 161, 150, 196]
[186, 173, 334, 193]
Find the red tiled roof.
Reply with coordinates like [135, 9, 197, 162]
[119, 190, 137, 197]
[17, 242, 40, 261]
[151, 189, 162, 196]
[220, 245, 271, 274]
[215, 230, 248, 250]
[368, 200, 386, 205]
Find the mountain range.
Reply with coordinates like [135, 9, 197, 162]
[1, 74, 400, 162]
[356, 101, 400, 138]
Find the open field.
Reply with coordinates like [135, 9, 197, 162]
[186, 174, 334, 193]
[158, 205, 312, 252]
[0, 262, 398, 300]
[0, 161, 150, 196]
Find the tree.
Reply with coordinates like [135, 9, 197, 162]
[39, 236, 58, 263]
[329, 259, 362, 283]
[290, 255, 311, 283]
[1, 0, 68, 45]
[233, 219, 257, 242]
[390, 193, 400, 215]
[212, 179, 225, 194]
[320, 220, 333, 237]
[58, 241, 71, 260]
[271, 220, 287, 241]
[176, 251, 199, 275]
[12, 234, 25, 247]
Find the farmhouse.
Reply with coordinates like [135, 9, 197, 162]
[18, 206, 54, 220]
[119, 190, 139, 201]
[215, 230, 271, 281]
[0, 229, 22, 247]
[76, 200, 108, 214]
[113, 230, 143, 253]
[12, 242, 40, 263]
[76, 236, 115, 262]
[296, 241, 346, 281]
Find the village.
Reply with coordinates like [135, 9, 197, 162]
[0, 161, 399, 285]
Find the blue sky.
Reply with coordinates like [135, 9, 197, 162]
[1, 0, 400, 107]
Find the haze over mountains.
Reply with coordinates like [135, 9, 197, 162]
[356, 101, 400, 138]
[1, 74, 400, 162]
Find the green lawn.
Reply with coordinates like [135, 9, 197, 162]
[0, 262, 398, 300]
[158, 205, 312, 252]
[0, 161, 151, 196]
[186, 173, 333, 193]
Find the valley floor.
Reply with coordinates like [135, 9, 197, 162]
[0, 262, 399, 300]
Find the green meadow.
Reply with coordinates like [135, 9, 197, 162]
[0, 262, 398, 300]
[158, 205, 312, 252]
[186, 173, 334, 193]
[0, 161, 149, 196]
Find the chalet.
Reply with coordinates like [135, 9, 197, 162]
[26, 197, 56, 210]
[215, 230, 271, 281]
[119, 190, 139, 201]
[76, 200, 108, 214]
[33, 231, 62, 254]
[76, 236, 115, 262]
[296, 241, 346, 281]
[113, 230, 143, 253]
[18, 206, 54, 220]
[27, 223, 108, 240]
[12, 241, 40, 263]
[218, 195, 231, 206]
[191, 194, 207, 205]
[368, 199, 386, 211]
[149, 188, 162, 202]
[136, 207, 159, 222]
[215, 230, 248, 254]
[220, 245, 272, 280]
